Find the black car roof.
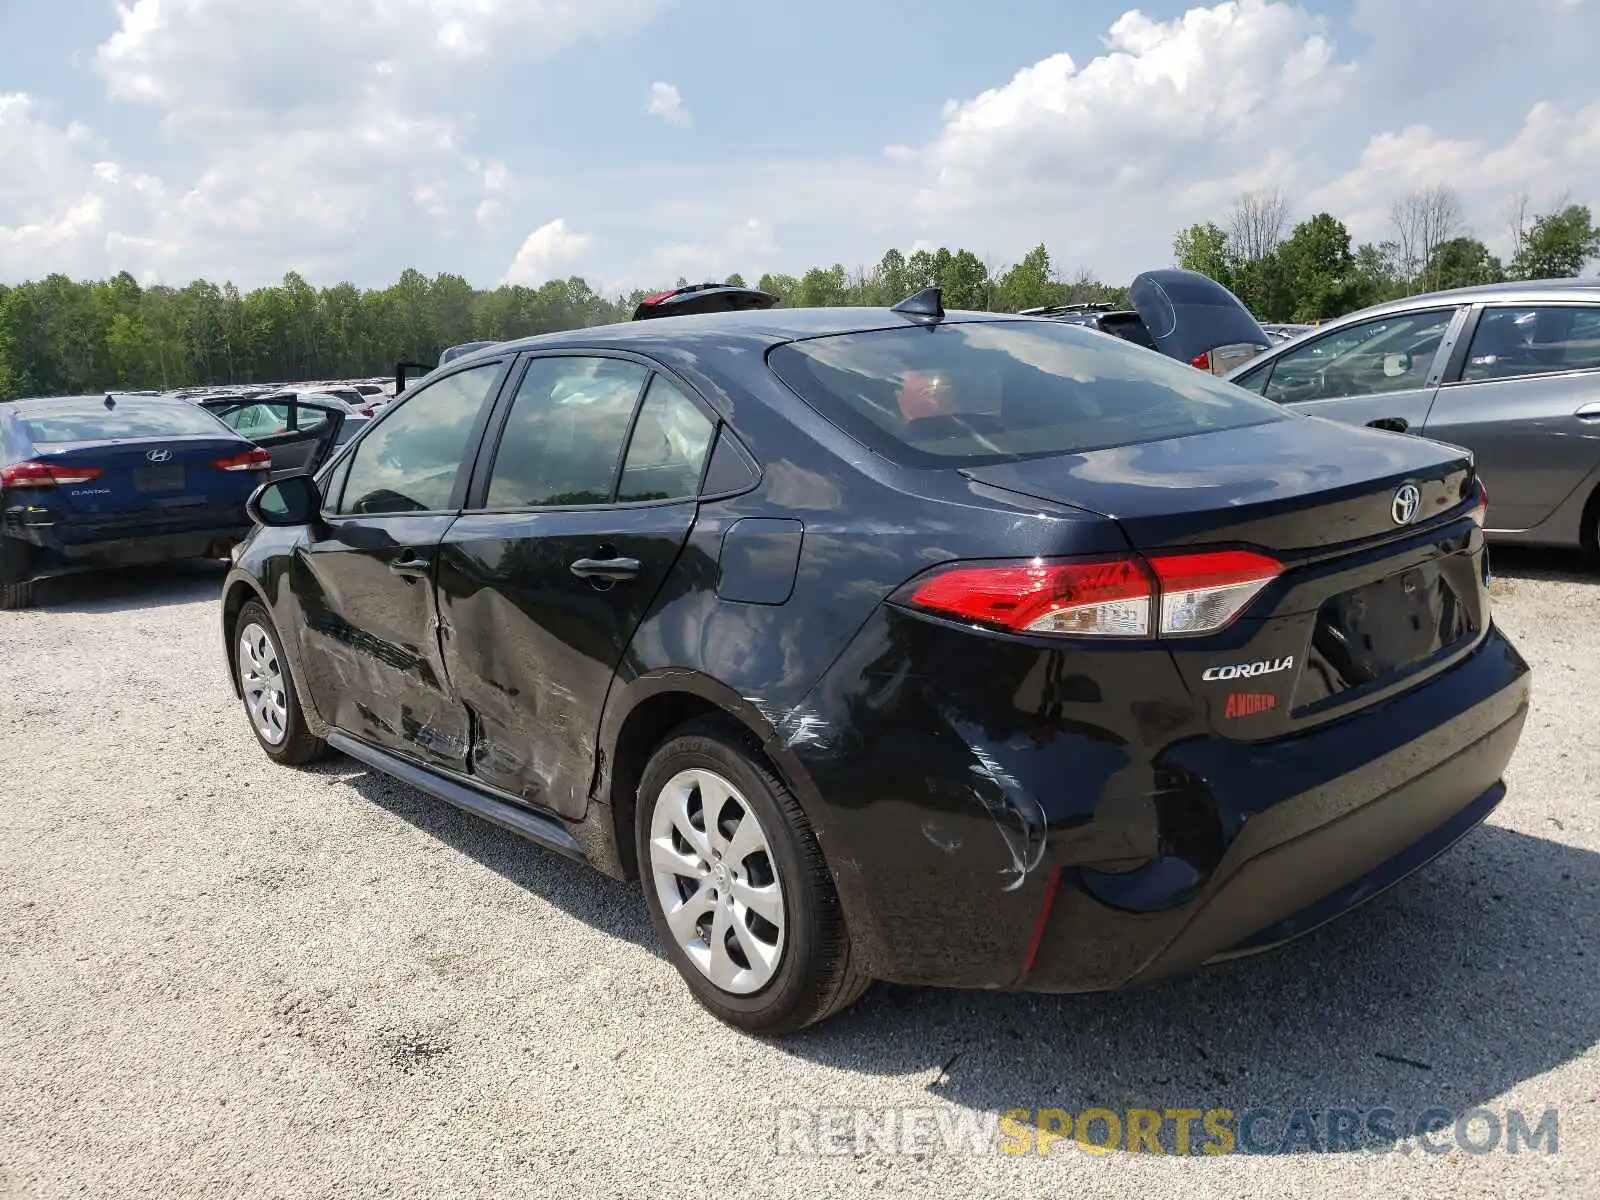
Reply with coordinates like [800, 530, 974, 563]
[457, 307, 1031, 364]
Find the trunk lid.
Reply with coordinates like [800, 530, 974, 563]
[1129, 268, 1271, 370]
[961, 418, 1475, 560]
[28, 436, 263, 519]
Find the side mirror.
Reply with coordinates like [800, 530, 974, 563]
[247, 472, 322, 527]
[394, 361, 431, 396]
[1382, 352, 1412, 378]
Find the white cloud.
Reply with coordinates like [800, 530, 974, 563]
[653, 217, 776, 282]
[5, 0, 1600, 293]
[646, 82, 691, 127]
[506, 218, 593, 284]
[61, 0, 667, 283]
[1310, 101, 1600, 251]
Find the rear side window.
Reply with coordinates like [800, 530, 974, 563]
[484, 357, 649, 508]
[766, 320, 1284, 467]
[617, 376, 715, 502]
[1461, 306, 1600, 381]
[18, 402, 230, 444]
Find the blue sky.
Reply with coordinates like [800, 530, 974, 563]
[3, 0, 1598, 293]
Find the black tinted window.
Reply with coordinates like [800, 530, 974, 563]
[1461, 306, 1600, 381]
[337, 363, 500, 515]
[484, 357, 648, 508]
[617, 376, 715, 502]
[767, 320, 1284, 467]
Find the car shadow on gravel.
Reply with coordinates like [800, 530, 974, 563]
[24, 561, 227, 613]
[324, 761, 656, 950]
[778, 822, 1598, 1155]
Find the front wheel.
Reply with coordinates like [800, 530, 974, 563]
[636, 720, 870, 1034]
[233, 600, 326, 765]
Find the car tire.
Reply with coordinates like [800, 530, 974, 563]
[636, 719, 870, 1034]
[232, 600, 327, 765]
[0, 579, 34, 610]
[0, 538, 34, 610]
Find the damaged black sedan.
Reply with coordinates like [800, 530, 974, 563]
[221, 290, 1530, 1033]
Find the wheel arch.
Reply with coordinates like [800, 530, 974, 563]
[592, 670, 831, 882]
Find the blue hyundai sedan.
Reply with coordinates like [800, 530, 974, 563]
[0, 393, 275, 608]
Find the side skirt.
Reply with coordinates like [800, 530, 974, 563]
[327, 730, 587, 863]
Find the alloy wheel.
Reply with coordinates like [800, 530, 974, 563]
[648, 767, 787, 994]
[238, 622, 289, 746]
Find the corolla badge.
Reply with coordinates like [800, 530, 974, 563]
[1391, 483, 1421, 526]
[1201, 655, 1295, 683]
[145, 448, 172, 463]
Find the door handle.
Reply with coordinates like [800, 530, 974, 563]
[1575, 402, 1600, 421]
[390, 553, 432, 577]
[570, 556, 641, 582]
[1367, 417, 1409, 433]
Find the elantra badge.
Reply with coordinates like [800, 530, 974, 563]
[1391, 483, 1421, 526]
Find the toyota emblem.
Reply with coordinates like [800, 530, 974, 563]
[1391, 483, 1421, 526]
[145, 448, 172, 463]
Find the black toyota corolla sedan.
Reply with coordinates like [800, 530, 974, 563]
[220, 291, 1530, 1033]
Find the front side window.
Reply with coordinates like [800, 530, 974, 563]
[1460, 305, 1600, 381]
[617, 376, 716, 502]
[767, 319, 1284, 467]
[1261, 309, 1457, 404]
[336, 362, 502, 515]
[484, 357, 649, 508]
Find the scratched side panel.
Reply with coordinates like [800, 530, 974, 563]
[784, 604, 1209, 987]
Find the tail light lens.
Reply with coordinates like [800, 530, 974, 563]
[1189, 351, 1211, 372]
[1148, 549, 1283, 636]
[1470, 477, 1488, 527]
[908, 558, 1154, 637]
[902, 548, 1283, 639]
[0, 461, 103, 488]
[215, 447, 272, 472]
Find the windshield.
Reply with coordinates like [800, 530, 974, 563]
[766, 319, 1286, 467]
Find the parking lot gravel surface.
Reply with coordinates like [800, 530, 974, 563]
[1, 551, 1596, 1200]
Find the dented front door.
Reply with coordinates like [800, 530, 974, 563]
[295, 512, 470, 771]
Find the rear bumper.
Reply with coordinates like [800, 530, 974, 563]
[4, 520, 250, 578]
[788, 617, 1531, 991]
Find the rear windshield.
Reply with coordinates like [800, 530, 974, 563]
[766, 319, 1285, 466]
[18, 401, 229, 444]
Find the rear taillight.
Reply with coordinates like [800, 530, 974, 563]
[1470, 478, 1488, 527]
[214, 447, 272, 472]
[1189, 351, 1211, 371]
[909, 558, 1154, 637]
[1147, 549, 1283, 637]
[902, 548, 1283, 639]
[0, 461, 104, 489]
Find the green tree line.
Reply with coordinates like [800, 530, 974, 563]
[1173, 187, 1600, 324]
[2, 192, 1595, 400]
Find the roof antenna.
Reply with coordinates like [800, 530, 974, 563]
[103, 393, 116, 410]
[891, 286, 944, 325]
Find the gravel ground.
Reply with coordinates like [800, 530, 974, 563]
[1, 551, 1596, 1199]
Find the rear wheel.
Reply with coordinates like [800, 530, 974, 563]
[0, 539, 35, 610]
[636, 720, 869, 1034]
[233, 600, 326, 765]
